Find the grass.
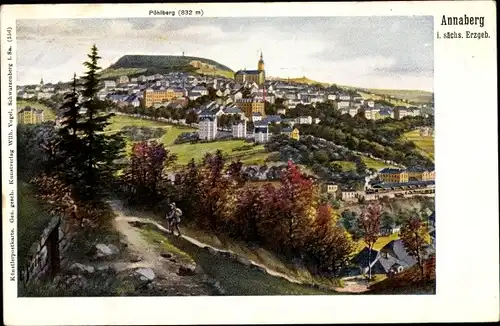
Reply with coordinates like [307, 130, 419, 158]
[331, 160, 356, 172]
[160, 126, 196, 146]
[159, 227, 340, 295]
[401, 129, 435, 161]
[167, 140, 264, 165]
[355, 233, 400, 253]
[98, 68, 147, 79]
[361, 156, 398, 171]
[107, 115, 171, 131]
[17, 100, 56, 121]
[140, 226, 195, 264]
[358, 91, 410, 107]
[18, 182, 54, 265]
[238, 151, 273, 165]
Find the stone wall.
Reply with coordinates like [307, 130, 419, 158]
[20, 215, 72, 284]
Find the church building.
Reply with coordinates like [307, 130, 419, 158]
[234, 52, 266, 86]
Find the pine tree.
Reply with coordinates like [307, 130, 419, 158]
[78, 44, 125, 200]
[56, 73, 85, 186]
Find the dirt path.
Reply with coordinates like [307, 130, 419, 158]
[107, 199, 305, 286]
[106, 200, 213, 295]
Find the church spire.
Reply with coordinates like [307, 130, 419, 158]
[258, 51, 265, 72]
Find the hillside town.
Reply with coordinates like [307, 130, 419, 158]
[17, 48, 436, 297]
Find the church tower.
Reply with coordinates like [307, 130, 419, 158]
[257, 51, 265, 72]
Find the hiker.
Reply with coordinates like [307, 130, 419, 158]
[165, 202, 182, 236]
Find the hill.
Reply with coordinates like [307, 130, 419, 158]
[270, 76, 331, 87]
[100, 55, 234, 79]
[358, 88, 433, 104]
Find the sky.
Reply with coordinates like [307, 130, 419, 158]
[17, 16, 433, 91]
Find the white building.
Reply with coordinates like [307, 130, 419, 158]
[232, 120, 247, 138]
[103, 80, 117, 89]
[198, 112, 218, 140]
[254, 123, 269, 143]
[297, 116, 313, 124]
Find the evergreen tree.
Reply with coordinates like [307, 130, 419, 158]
[78, 44, 125, 200]
[56, 73, 85, 186]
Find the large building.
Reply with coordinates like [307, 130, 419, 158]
[234, 52, 266, 86]
[143, 87, 185, 108]
[18, 106, 44, 124]
[406, 167, 435, 181]
[379, 168, 409, 183]
[198, 111, 218, 140]
[235, 98, 266, 120]
[254, 122, 269, 143]
[232, 120, 247, 138]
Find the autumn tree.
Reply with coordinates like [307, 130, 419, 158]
[400, 216, 429, 278]
[175, 159, 202, 222]
[123, 140, 177, 204]
[359, 203, 382, 279]
[229, 186, 262, 242]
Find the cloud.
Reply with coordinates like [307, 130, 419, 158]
[16, 16, 433, 90]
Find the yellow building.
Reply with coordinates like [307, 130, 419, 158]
[407, 167, 435, 181]
[234, 52, 266, 86]
[281, 127, 300, 140]
[143, 88, 185, 107]
[379, 168, 409, 183]
[235, 98, 265, 120]
[18, 106, 44, 124]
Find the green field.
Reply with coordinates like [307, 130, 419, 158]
[160, 126, 196, 146]
[17, 100, 56, 121]
[401, 130, 435, 161]
[167, 140, 265, 165]
[331, 161, 356, 172]
[107, 115, 171, 131]
[361, 156, 398, 171]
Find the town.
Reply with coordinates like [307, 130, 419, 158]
[17, 47, 435, 297]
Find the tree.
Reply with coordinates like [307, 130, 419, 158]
[381, 212, 397, 232]
[185, 110, 198, 125]
[78, 44, 125, 200]
[400, 216, 429, 278]
[123, 140, 177, 204]
[359, 203, 382, 279]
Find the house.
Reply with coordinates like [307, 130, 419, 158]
[407, 167, 435, 181]
[277, 107, 287, 115]
[103, 80, 117, 89]
[281, 127, 300, 141]
[262, 115, 282, 125]
[296, 116, 313, 125]
[350, 239, 435, 277]
[251, 112, 263, 123]
[341, 190, 361, 202]
[254, 122, 269, 143]
[116, 75, 129, 85]
[324, 184, 338, 194]
[198, 110, 218, 140]
[125, 95, 141, 107]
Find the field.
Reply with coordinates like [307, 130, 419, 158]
[332, 160, 356, 172]
[355, 233, 400, 253]
[17, 100, 56, 121]
[167, 140, 265, 165]
[361, 156, 398, 171]
[106, 115, 171, 131]
[401, 129, 435, 161]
